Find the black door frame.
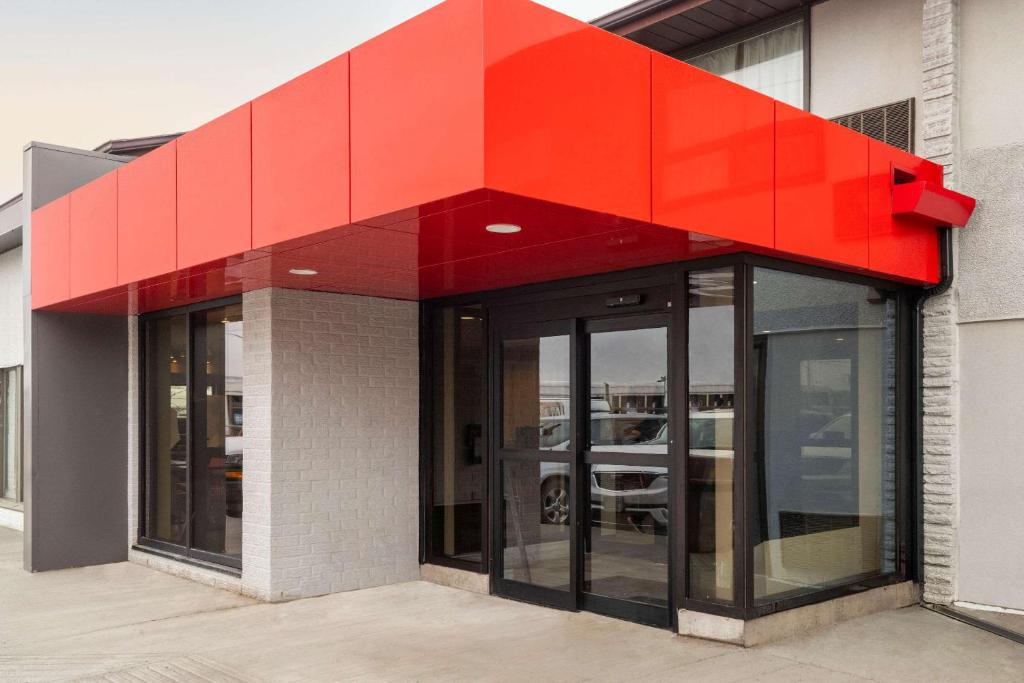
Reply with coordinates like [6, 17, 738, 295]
[578, 312, 674, 628]
[488, 285, 676, 627]
[137, 295, 244, 572]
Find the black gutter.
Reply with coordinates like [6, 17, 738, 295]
[911, 229, 1024, 645]
[912, 225, 954, 593]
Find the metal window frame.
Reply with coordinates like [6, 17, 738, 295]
[0, 365, 24, 506]
[137, 295, 243, 573]
[420, 251, 916, 624]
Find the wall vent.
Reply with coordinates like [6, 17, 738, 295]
[831, 98, 914, 152]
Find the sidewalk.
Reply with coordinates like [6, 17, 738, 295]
[1, 527, 1021, 682]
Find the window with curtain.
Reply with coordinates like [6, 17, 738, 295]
[686, 20, 805, 109]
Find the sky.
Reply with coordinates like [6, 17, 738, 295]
[0, 0, 627, 201]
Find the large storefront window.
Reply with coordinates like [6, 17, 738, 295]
[427, 305, 486, 568]
[687, 19, 806, 109]
[142, 301, 243, 568]
[1, 366, 23, 504]
[751, 268, 897, 603]
[421, 258, 908, 625]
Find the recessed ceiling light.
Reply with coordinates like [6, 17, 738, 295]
[486, 223, 521, 234]
[289, 268, 318, 276]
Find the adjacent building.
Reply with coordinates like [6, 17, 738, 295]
[0, 0, 1018, 645]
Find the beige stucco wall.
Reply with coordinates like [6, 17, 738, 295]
[954, 0, 1024, 612]
[957, 320, 1024, 610]
[810, 0, 924, 152]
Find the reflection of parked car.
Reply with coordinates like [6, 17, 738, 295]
[539, 411, 736, 531]
[540, 413, 668, 530]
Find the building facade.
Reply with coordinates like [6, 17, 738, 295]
[0, 0, 1018, 644]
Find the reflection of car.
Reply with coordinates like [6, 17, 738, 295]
[539, 411, 736, 531]
[540, 413, 668, 530]
[225, 436, 243, 518]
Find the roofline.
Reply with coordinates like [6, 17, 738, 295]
[0, 193, 22, 213]
[591, 0, 701, 32]
[93, 132, 183, 155]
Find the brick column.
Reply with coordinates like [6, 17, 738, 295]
[920, 0, 960, 605]
[242, 288, 420, 601]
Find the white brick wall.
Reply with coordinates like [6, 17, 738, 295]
[243, 288, 420, 601]
[920, 0, 960, 605]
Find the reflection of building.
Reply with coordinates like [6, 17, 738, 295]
[1, 0, 1018, 647]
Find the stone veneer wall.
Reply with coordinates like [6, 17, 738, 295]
[242, 288, 420, 601]
[919, 0, 960, 605]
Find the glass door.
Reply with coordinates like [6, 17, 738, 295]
[581, 316, 671, 627]
[493, 319, 576, 608]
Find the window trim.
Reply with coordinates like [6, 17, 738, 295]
[137, 295, 243, 571]
[671, 7, 811, 112]
[0, 365, 24, 506]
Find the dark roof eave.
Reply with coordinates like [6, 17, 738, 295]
[591, 0, 695, 31]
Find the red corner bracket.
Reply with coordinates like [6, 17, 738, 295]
[893, 180, 976, 228]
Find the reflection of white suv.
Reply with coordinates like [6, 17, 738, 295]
[539, 411, 736, 530]
[540, 413, 669, 529]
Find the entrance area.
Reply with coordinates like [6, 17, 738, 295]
[422, 256, 912, 630]
[494, 295, 673, 626]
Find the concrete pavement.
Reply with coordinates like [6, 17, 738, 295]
[1, 527, 1021, 682]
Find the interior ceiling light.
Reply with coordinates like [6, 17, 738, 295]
[289, 268, 319, 276]
[486, 223, 522, 234]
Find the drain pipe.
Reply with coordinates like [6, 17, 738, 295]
[912, 225, 954, 596]
[914, 228, 1024, 646]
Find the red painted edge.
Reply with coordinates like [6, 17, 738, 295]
[892, 180, 976, 228]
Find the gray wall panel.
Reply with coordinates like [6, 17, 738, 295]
[28, 312, 128, 571]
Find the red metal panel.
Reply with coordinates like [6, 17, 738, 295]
[68, 172, 118, 298]
[651, 52, 774, 247]
[893, 181, 975, 227]
[868, 142, 942, 283]
[252, 53, 350, 249]
[176, 103, 253, 269]
[484, 0, 651, 222]
[118, 141, 177, 285]
[775, 102, 870, 269]
[31, 196, 71, 309]
[350, 0, 484, 224]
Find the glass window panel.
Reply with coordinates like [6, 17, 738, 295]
[588, 327, 668, 449]
[502, 335, 570, 450]
[502, 459, 571, 590]
[752, 268, 897, 603]
[687, 269, 735, 603]
[430, 306, 486, 565]
[144, 315, 189, 546]
[687, 20, 805, 108]
[191, 304, 244, 559]
[585, 462, 670, 607]
[1, 367, 20, 501]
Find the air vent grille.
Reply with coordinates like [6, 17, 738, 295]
[831, 98, 914, 152]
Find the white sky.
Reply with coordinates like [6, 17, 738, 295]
[0, 0, 627, 201]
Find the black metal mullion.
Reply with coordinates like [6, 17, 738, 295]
[569, 317, 583, 607]
[184, 311, 194, 553]
[737, 261, 754, 617]
[673, 269, 688, 622]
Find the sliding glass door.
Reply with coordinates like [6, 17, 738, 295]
[494, 320, 576, 608]
[141, 299, 244, 569]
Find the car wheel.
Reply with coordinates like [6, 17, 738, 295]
[541, 479, 569, 525]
